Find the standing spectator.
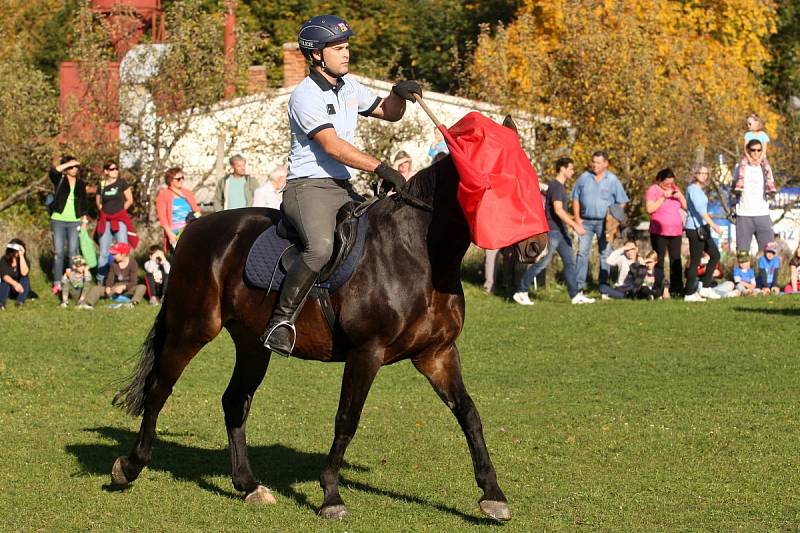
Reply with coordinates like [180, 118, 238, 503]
[156, 167, 200, 253]
[483, 247, 514, 294]
[733, 250, 757, 296]
[685, 165, 723, 301]
[85, 242, 146, 307]
[756, 242, 781, 295]
[513, 157, 586, 305]
[732, 139, 775, 253]
[0, 239, 30, 310]
[736, 114, 776, 194]
[645, 168, 687, 298]
[572, 150, 629, 303]
[144, 245, 170, 305]
[252, 165, 287, 209]
[784, 245, 800, 294]
[428, 127, 449, 161]
[94, 160, 134, 283]
[213, 155, 259, 211]
[49, 156, 88, 294]
[392, 150, 413, 180]
[60, 255, 92, 309]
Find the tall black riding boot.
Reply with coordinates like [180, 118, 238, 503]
[260, 259, 318, 357]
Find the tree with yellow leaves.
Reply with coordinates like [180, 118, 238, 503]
[469, 0, 779, 220]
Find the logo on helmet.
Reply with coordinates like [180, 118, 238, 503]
[337, 22, 348, 33]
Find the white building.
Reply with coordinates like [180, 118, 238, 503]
[120, 43, 571, 205]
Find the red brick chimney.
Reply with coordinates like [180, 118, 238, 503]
[247, 66, 267, 94]
[283, 43, 307, 87]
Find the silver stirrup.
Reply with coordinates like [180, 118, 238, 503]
[262, 320, 297, 353]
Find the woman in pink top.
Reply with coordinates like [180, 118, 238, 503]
[155, 167, 200, 254]
[645, 168, 687, 295]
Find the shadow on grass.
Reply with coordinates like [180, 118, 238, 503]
[66, 426, 499, 525]
[733, 306, 800, 317]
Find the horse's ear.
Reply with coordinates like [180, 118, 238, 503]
[502, 115, 518, 133]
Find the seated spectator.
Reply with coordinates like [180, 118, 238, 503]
[0, 239, 31, 310]
[60, 255, 93, 309]
[733, 250, 757, 296]
[696, 252, 737, 298]
[252, 165, 287, 209]
[756, 242, 781, 295]
[85, 242, 146, 308]
[599, 249, 664, 300]
[144, 245, 170, 305]
[393, 150, 413, 181]
[606, 240, 641, 288]
[784, 245, 800, 294]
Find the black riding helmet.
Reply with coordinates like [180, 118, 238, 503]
[298, 15, 354, 62]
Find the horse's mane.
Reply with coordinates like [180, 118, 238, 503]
[403, 157, 442, 204]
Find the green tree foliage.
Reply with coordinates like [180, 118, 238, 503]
[239, 0, 521, 91]
[0, 54, 59, 218]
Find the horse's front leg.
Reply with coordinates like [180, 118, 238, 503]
[222, 326, 275, 504]
[319, 353, 381, 519]
[412, 345, 511, 521]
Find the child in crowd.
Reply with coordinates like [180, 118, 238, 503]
[60, 255, 93, 309]
[757, 242, 781, 295]
[0, 239, 30, 310]
[600, 240, 647, 299]
[642, 251, 669, 299]
[735, 113, 776, 194]
[733, 250, 757, 296]
[785, 245, 800, 294]
[697, 252, 737, 297]
[144, 245, 170, 305]
[85, 242, 146, 308]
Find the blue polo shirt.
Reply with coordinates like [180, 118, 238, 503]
[287, 70, 381, 180]
[571, 170, 629, 220]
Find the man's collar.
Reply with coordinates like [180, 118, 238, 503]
[309, 69, 345, 93]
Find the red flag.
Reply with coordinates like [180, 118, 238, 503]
[440, 112, 549, 249]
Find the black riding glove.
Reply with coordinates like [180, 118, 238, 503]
[392, 80, 422, 102]
[374, 162, 406, 193]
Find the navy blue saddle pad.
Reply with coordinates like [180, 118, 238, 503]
[244, 213, 369, 293]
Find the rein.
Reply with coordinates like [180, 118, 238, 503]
[393, 189, 434, 212]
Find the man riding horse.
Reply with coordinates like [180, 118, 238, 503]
[260, 14, 422, 356]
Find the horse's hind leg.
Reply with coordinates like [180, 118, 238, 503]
[412, 345, 511, 521]
[222, 324, 275, 505]
[318, 355, 382, 519]
[112, 334, 211, 487]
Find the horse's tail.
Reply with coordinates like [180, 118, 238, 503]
[112, 302, 168, 416]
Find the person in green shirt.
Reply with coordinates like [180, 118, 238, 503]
[49, 156, 88, 294]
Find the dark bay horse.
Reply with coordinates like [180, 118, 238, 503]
[111, 137, 547, 521]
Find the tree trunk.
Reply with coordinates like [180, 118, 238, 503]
[0, 175, 49, 213]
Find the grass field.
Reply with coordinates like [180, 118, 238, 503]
[1, 283, 798, 531]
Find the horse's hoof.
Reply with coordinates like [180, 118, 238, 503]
[479, 500, 511, 521]
[111, 457, 130, 487]
[244, 485, 276, 505]
[319, 504, 348, 519]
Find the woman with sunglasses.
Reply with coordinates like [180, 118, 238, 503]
[685, 165, 723, 301]
[155, 167, 200, 253]
[95, 161, 134, 283]
[731, 139, 775, 253]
